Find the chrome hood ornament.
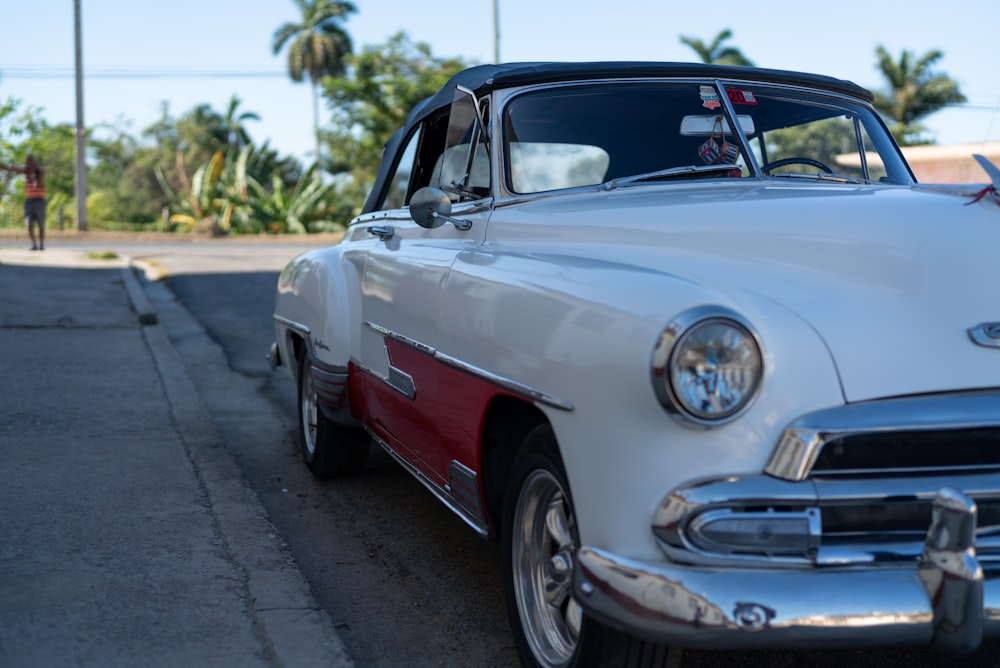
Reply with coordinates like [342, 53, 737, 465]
[968, 322, 1000, 348]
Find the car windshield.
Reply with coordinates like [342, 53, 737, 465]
[501, 81, 912, 194]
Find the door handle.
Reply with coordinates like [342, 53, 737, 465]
[368, 225, 395, 241]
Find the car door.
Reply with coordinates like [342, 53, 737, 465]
[356, 91, 491, 487]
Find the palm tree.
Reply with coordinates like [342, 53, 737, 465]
[679, 29, 753, 66]
[221, 95, 260, 150]
[272, 0, 356, 164]
[872, 45, 966, 146]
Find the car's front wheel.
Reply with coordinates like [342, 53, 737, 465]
[297, 354, 369, 478]
[502, 425, 673, 668]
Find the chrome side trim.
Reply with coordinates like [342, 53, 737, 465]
[765, 391, 1000, 481]
[384, 344, 416, 399]
[434, 351, 574, 412]
[448, 460, 488, 529]
[365, 320, 435, 355]
[274, 313, 310, 336]
[362, 321, 574, 411]
[367, 430, 490, 537]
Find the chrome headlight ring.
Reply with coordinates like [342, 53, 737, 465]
[651, 306, 764, 428]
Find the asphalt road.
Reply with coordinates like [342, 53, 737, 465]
[104, 238, 999, 668]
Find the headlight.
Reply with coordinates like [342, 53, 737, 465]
[652, 307, 763, 426]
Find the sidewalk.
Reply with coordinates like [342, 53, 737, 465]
[0, 248, 352, 667]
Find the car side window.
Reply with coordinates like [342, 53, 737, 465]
[381, 128, 422, 211]
[432, 87, 490, 200]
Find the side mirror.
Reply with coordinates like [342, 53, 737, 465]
[409, 187, 472, 231]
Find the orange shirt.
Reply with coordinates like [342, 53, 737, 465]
[24, 169, 45, 199]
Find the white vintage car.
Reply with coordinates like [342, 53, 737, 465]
[271, 62, 1000, 667]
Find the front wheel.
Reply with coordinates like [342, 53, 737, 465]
[502, 425, 673, 668]
[297, 354, 370, 478]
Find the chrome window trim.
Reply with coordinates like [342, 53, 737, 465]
[363, 321, 574, 412]
[765, 390, 1000, 481]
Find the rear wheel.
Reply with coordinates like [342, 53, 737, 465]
[297, 354, 369, 478]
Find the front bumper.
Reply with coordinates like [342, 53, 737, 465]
[574, 487, 998, 651]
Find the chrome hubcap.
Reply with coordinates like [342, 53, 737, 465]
[300, 366, 318, 457]
[513, 469, 581, 666]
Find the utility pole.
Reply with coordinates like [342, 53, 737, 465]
[493, 0, 500, 64]
[73, 0, 88, 231]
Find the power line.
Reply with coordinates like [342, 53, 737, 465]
[0, 65, 288, 79]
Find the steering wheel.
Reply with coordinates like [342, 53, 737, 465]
[763, 157, 834, 174]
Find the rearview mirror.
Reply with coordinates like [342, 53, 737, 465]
[409, 187, 472, 231]
[680, 114, 755, 136]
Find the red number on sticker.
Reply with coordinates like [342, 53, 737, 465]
[727, 90, 758, 105]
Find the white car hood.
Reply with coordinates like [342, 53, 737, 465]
[511, 181, 1000, 403]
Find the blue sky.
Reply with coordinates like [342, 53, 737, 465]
[1, 0, 997, 165]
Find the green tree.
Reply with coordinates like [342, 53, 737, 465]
[142, 99, 274, 220]
[221, 94, 260, 150]
[88, 122, 164, 226]
[0, 98, 77, 228]
[158, 143, 337, 235]
[272, 0, 356, 164]
[679, 29, 754, 66]
[872, 46, 966, 145]
[322, 32, 470, 211]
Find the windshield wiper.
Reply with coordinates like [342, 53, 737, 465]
[602, 164, 740, 189]
[768, 172, 874, 185]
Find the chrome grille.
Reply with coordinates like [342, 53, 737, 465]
[811, 427, 1000, 476]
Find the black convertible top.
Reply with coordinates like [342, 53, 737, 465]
[425, 61, 871, 116]
[362, 61, 874, 213]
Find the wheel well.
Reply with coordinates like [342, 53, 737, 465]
[481, 396, 549, 541]
[289, 332, 307, 378]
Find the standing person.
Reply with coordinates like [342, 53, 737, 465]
[1, 155, 47, 250]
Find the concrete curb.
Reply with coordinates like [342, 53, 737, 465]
[120, 266, 158, 325]
[124, 265, 353, 668]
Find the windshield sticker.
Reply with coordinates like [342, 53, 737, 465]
[700, 86, 721, 110]
[728, 90, 758, 105]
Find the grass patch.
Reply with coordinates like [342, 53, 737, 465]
[86, 250, 120, 260]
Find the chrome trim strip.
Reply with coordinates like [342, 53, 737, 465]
[273, 314, 310, 336]
[448, 460, 488, 529]
[433, 351, 574, 412]
[766, 390, 1000, 481]
[384, 344, 417, 399]
[362, 322, 574, 411]
[367, 430, 489, 537]
[365, 320, 436, 355]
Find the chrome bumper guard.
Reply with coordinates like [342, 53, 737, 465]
[266, 341, 281, 371]
[574, 488, 999, 651]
